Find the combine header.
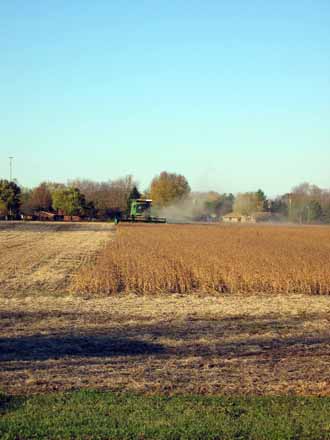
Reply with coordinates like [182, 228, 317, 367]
[121, 199, 166, 223]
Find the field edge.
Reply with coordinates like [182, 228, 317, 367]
[1, 390, 330, 440]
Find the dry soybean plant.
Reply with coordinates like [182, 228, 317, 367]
[71, 224, 330, 295]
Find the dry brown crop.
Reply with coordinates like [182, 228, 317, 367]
[72, 223, 330, 295]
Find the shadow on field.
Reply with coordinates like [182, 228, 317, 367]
[1, 310, 330, 362]
[0, 221, 113, 233]
[0, 393, 24, 415]
[0, 335, 165, 361]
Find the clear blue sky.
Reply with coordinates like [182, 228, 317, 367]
[1, 0, 329, 196]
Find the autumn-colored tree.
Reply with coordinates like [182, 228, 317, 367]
[45, 182, 66, 194]
[19, 188, 33, 215]
[28, 183, 52, 212]
[150, 171, 190, 207]
[233, 191, 266, 215]
[0, 199, 8, 216]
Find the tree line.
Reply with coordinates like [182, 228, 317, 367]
[0, 172, 330, 224]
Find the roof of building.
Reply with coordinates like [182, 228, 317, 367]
[222, 211, 273, 219]
[222, 212, 242, 218]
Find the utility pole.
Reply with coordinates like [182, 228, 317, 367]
[288, 193, 292, 221]
[8, 156, 14, 219]
[9, 156, 14, 181]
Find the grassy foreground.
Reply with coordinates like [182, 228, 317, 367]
[1, 391, 330, 440]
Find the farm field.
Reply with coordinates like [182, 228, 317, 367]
[73, 223, 330, 295]
[1, 222, 330, 438]
[1, 291, 330, 396]
[0, 221, 114, 295]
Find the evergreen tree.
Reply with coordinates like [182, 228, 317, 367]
[127, 186, 141, 212]
[0, 179, 21, 217]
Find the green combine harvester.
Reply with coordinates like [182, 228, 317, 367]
[120, 199, 166, 223]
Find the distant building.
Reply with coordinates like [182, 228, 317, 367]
[63, 215, 82, 222]
[38, 211, 64, 221]
[222, 212, 274, 223]
[222, 213, 242, 223]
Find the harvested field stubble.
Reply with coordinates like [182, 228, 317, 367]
[0, 221, 114, 294]
[2, 294, 330, 396]
[72, 224, 330, 295]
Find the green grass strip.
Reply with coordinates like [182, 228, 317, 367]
[1, 390, 330, 439]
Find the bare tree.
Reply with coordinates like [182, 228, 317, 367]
[27, 183, 52, 212]
[69, 175, 137, 217]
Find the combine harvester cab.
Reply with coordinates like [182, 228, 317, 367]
[121, 199, 166, 223]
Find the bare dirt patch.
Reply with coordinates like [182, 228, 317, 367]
[0, 222, 114, 295]
[1, 294, 330, 396]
